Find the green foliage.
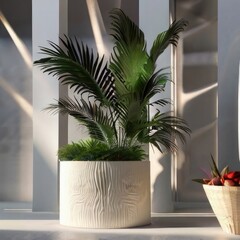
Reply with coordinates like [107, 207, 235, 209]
[34, 8, 190, 161]
[58, 139, 108, 161]
[58, 139, 146, 161]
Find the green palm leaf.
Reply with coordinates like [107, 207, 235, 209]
[150, 112, 190, 151]
[140, 69, 169, 104]
[136, 112, 190, 152]
[46, 97, 117, 146]
[34, 36, 115, 104]
[110, 8, 145, 50]
[109, 8, 152, 91]
[150, 18, 188, 63]
[149, 131, 178, 153]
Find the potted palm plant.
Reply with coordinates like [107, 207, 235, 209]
[34, 8, 189, 228]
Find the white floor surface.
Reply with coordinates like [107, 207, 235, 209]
[0, 202, 239, 240]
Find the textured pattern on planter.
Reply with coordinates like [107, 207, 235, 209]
[203, 185, 240, 235]
[60, 161, 151, 228]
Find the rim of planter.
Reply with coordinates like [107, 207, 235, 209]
[203, 184, 240, 190]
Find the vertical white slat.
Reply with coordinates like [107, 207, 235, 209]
[32, 0, 68, 211]
[139, 0, 173, 212]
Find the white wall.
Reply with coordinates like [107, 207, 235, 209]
[0, 39, 32, 201]
[174, 0, 218, 204]
[218, 0, 240, 170]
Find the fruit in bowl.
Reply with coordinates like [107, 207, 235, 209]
[193, 155, 240, 186]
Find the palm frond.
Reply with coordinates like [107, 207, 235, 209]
[150, 18, 188, 63]
[137, 112, 190, 152]
[46, 97, 117, 145]
[34, 36, 115, 104]
[148, 98, 172, 107]
[140, 69, 169, 103]
[149, 131, 178, 153]
[109, 8, 153, 92]
[152, 113, 190, 140]
[110, 8, 145, 50]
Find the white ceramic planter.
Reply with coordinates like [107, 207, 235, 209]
[60, 161, 151, 228]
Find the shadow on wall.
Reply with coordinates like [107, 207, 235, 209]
[151, 151, 173, 213]
[219, 28, 240, 169]
[32, 145, 58, 212]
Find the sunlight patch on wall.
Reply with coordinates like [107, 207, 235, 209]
[86, 0, 107, 56]
[0, 11, 32, 69]
[0, 77, 32, 117]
